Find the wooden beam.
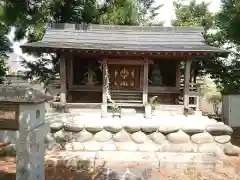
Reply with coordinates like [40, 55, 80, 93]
[102, 59, 108, 104]
[143, 59, 149, 104]
[107, 59, 153, 65]
[60, 55, 67, 104]
[184, 59, 192, 109]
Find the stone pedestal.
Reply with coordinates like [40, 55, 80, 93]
[194, 110, 203, 116]
[144, 104, 152, 119]
[101, 104, 108, 118]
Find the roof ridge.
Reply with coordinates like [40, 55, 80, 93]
[49, 23, 204, 32]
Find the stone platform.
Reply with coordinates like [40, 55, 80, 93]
[46, 113, 240, 157]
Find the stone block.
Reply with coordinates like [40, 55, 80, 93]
[94, 129, 113, 142]
[50, 121, 63, 133]
[181, 127, 204, 135]
[191, 132, 214, 144]
[137, 140, 158, 152]
[159, 143, 198, 153]
[158, 125, 179, 134]
[214, 135, 231, 144]
[104, 124, 123, 133]
[167, 130, 190, 144]
[206, 124, 233, 135]
[72, 129, 93, 142]
[54, 129, 72, 143]
[101, 142, 117, 151]
[148, 132, 166, 145]
[130, 131, 147, 144]
[198, 143, 225, 157]
[83, 141, 102, 151]
[71, 142, 84, 151]
[85, 124, 103, 133]
[63, 121, 84, 132]
[113, 129, 131, 142]
[223, 144, 240, 156]
[116, 142, 138, 151]
[123, 125, 141, 133]
[141, 125, 158, 134]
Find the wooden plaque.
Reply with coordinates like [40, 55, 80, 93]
[0, 104, 19, 130]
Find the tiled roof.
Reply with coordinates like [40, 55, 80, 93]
[21, 23, 229, 55]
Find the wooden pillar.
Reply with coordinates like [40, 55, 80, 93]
[102, 59, 107, 104]
[184, 59, 192, 109]
[143, 59, 149, 104]
[60, 55, 67, 104]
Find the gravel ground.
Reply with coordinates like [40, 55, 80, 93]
[1, 155, 240, 180]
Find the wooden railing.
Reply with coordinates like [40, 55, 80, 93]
[49, 77, 201, 110]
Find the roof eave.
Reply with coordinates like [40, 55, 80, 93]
[20, 44, 229, 58]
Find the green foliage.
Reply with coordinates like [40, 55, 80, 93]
[172, 0, 214, 30]
[97, 0, 139, 25]
[217, 0, 240, 45]
[0, 4, 10, 83]
[213, 0, 240, 94]
[21, 53, 60, 90]
[0, 54, 7, 83]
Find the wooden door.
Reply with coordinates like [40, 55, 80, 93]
[109, 65, 140, 89]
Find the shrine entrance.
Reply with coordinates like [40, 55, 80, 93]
[109, 65, 140, 89]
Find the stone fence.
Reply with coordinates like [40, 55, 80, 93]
[46, 115, 240, 157]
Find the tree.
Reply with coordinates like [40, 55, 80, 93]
[172, 0, 214, 30]
[172, 0, 240, 95]
[172, 0, 232, 94]
[213, 0, 240, 94]
[0, 4, 10, 83]
[172, 0, 217, 82]
[217, 0, 240, 46]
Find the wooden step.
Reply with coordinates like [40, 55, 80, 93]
[111, 100, 142, 103]
[108, 103, 144, 107]
[112, 96, 142, 100]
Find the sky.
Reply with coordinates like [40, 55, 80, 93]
[156, 0, 221, 26]
[10, 0, 221, 70]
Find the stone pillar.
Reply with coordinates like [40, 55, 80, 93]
[101, 60, 108, 118]
[184, 59, 191, 109]
[60, 55, 66, 104]
[0, 86, 52, 180]
[143, 59, 149, 105]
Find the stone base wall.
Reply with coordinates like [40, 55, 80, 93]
[46, 115, 240, 157]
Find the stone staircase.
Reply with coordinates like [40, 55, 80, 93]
[109, 90, 143, 106]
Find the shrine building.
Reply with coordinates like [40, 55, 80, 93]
[21, 23, 229, 113]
